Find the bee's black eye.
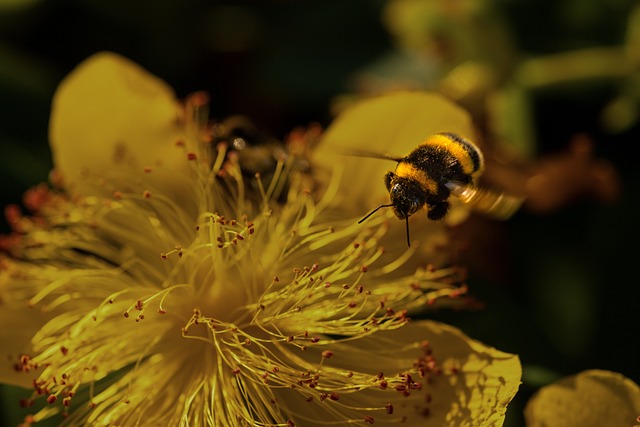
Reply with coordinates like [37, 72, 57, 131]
[384, 172, 395, 191]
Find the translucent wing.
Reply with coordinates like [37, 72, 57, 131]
[445, 182, 524, 220]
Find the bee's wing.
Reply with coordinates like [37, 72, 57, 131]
[445, 182, 524, 220]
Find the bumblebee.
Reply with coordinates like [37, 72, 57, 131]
[358, 132, 523, 246]
[211, 115, 316, 204]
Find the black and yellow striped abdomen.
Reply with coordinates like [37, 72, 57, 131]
[396, 133, 484, 189]
[420, 132, 483, 178]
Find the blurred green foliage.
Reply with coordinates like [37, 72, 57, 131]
[1, 1, 638, 426]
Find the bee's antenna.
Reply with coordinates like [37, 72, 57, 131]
[405, 217, 411, 247]
[358, 204, 394, 224]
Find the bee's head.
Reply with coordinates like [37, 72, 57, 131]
[357, 172, 425, 247]
[385, 172, 426, 220]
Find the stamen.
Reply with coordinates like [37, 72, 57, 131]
[260, 157, 285, 208]
[1, 90, 471, 426]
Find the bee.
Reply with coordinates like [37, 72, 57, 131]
[358, 132, 523, 246]
[211, 115, 316, 203]
[212, 115, 287, 178]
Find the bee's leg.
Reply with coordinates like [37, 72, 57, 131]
[426, 199, 450, 220]
[425, 181, 454, 220]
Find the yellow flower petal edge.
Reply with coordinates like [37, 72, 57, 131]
[49, 51, 189, 198]
[416, 321, 522, 427]
[524, 369, 640, 427]
[282, 320, 521, 427]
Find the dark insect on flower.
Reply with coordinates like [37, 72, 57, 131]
[211, 115, 319, 203]
[357, 132, 524, 246]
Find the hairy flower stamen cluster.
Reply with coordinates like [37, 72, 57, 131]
[1, 91, 471, 426]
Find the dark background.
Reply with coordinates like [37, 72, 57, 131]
[1, 1, 638, 426]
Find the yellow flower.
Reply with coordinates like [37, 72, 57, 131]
[525, 370, 640, 427]
[0, 52, 520, 426]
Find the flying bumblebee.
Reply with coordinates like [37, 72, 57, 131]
[358, 132, 524, 246]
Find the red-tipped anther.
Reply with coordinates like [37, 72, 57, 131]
[4, 205, 22, 229]
[189, 91, 210, 107]
[19, 398, 34, 408]
[23, 184, 50, 212]
[321, 350, 333, 359]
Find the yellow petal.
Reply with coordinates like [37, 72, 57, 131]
[524, 369, 640, 427]
[49, 51, 188, 196]
[0, 310, 48, 388]
[412, 321, 522, 427]
[0, 273, 50, 388]
[279, 320, 521, 426]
